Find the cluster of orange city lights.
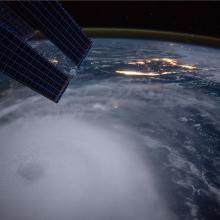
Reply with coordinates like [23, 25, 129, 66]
[117, 57, 197, 76]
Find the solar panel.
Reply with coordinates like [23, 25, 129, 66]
[0, 26, 72, 103]
[6, 1, 92, 67]
[0, 2, 33, 41]
[0, 1, 92, 102]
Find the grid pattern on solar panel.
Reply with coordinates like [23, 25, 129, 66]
[0, 2, 33, 41]
[0, 26, 71, 103]
[14, 1, 92, 66]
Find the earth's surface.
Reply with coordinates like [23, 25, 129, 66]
[0, 38, 220, 220]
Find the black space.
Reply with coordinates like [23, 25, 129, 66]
[61, 1, 220, 38]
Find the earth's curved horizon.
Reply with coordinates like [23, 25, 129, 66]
[32, 27, 220, 49]
[0, 36, 220, 220]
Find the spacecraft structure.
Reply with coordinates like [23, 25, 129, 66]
[0, 1, 92, 103]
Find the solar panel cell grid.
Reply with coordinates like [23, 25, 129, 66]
[0, 2, 33, 40]
[0, 26, 71, 102]
[17, 1, 92, 66]
[0, 1, 92, 102]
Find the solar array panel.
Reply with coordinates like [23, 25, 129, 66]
[0, 26, 72, 103]
[0, 1, 92, 102]
[0, 2, 33, 41]
[7, 1, 92, 67]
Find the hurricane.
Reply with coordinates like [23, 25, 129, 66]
[0, 38, 220, 220]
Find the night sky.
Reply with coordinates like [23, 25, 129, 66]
[62, 1, 220, 38]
